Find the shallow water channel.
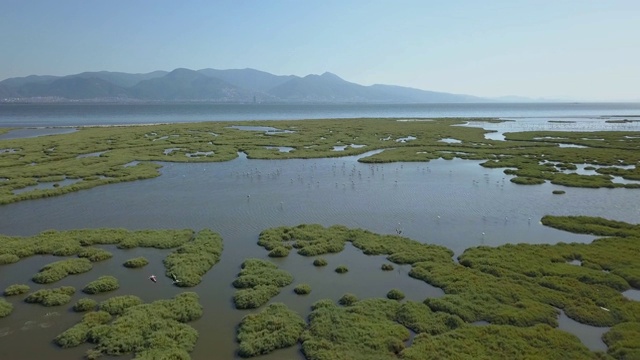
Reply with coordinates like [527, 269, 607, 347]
[0, 149, 638, 359]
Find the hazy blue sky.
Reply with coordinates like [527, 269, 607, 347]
[1, 0, 638, 101]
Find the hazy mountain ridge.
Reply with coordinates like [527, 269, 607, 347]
[0, 68, 498, 103]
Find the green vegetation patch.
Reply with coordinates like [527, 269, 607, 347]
[603, 322, 640, 359]
[313, 258, 327, 267]
[294, 284, 311, 295]
[0, 228, 194, 265]
[99, 295, 143, 315]
[123, 256, 149, 268]
[335, 265, 349, 274]
[77, 247, 113, 262]
[163, 229, 224, 287]
[0, 298, 13, 318]
[260, 221, 640, 330]
[301, 298, 410, 359]
[73, 298, 97, 312]
[25, 286, 75, 307]
[232, 259, 293, 309]
[236, 303, 306, 357]
[381, 263, 394, 271]
[386, 289, 405, 301]
[401, 324, 597, 360]
[32, 258, 93, 284]
[55, 292, 202, 359]
[82, 276, 119, 294]
[3, 284, 30, 296]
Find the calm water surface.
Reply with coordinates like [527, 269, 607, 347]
[1, 104, 639, 359]
[1, 102, 640, 127]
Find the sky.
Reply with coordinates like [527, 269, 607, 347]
[1, 0, 639, 101]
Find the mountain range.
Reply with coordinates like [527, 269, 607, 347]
[0, 68, 491, 103]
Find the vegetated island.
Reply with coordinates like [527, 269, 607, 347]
[0, 216, 639, 358]
[1, 118, 639, 205]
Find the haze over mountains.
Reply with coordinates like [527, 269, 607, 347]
[0, 68, 496, 103]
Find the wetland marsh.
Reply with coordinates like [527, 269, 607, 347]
[1, 116, 639, 359]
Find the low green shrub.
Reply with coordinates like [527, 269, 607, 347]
[313, 258, 328, 267]
[55, 292, 202, 357]
[401, 324, 595, 360]
[25, 286, 75, 307]
[82, 276, 119, 294]
[387, 289, 405, 301]
[234, 286, 281, 310]
[338, 293, 358, 306]
[232, 259, 293, 309]
[381, 263, 394, 271]
[99, 295, 143, 315]
[268, 246, 290, 258]
[237, 303, 305, 357]
[335, 265, 349, 274]
[294, 284, 311, 295]
[603, 322, 640, 359]
[163, 229, 223, 287]
[552, 190, 566, 195]
[54, 311, 112, 348]
[3, 284, 30, 296]
[301, 298, 409, 359]
[0, 254, 20, 265]
[73, 298, 97, 312]
[0, 298, 13, 318]
[32, 258, 93, 284]
[77, 247, 113, 262]
[123, 257, 149, 268]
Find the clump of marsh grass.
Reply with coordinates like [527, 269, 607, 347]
[77, 247, 113, 262]
[163, 229, 224, 287]
[552, 190, 566, 195]
[0, 228, 194, 265]
[3, 284, 30, 296]
[32, 258, 93, 284]
[301, 298, 409, 359]
[73, 298, 97, 312]
[232, 259, 293, 309]
[0, 298, 13, 318]
[603, 322, 640, 359]
[25, 286, 75, 307]
[294, 284, 311, 295]
[381, 263, 394, 271]
[123, 257, 149, 268]
[82, 276, 119, 294]
[338, 293, 358, 306]
[313, 258, 328, 267]
[335, 265, 349, 274]
[55, 292, 202, 358]
[386, 289, 405, 301]
[268, 246, 290, 258]
[401, 324, 595, 360]
[237, 303, 305, 357]
[99, 295, 143, 315]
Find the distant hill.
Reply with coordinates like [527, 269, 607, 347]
[0, 67, 493, 103]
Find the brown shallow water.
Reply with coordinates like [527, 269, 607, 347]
[1, 150, 639, 359]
